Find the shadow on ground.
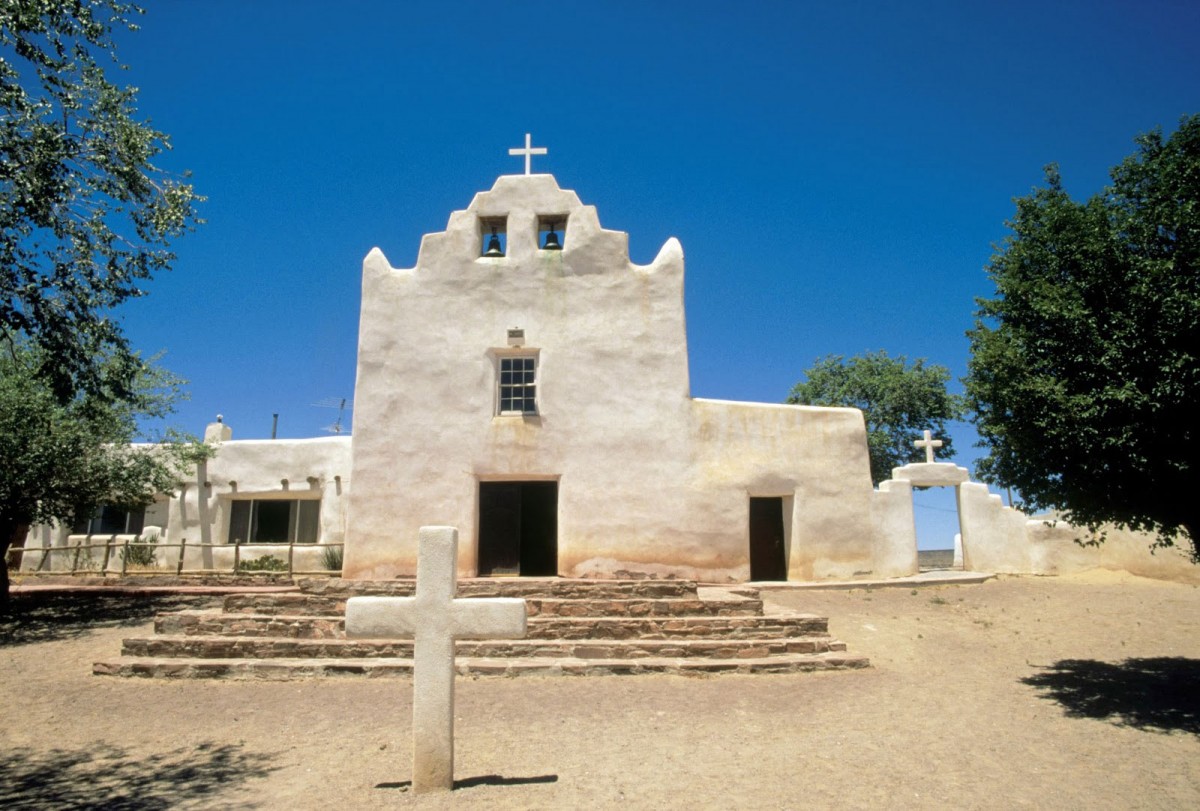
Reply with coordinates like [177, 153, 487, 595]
[0, 741, 277, 810]
[0, 593, 219, 647]
[1022, 657, 1200, 735]
[377, 774, 560, 791]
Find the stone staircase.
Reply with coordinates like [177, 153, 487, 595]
[93, 578, 868, 679]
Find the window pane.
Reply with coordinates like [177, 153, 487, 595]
[93, 505, 127, 534]
[297, 501, 320, 543]
[229, 501, 252, 545]
[497, 355, 537, 415]
[254, 501, 291, 543]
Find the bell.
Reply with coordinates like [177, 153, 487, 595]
[543, 223, 562, 250]
[484, 227, 504, 257]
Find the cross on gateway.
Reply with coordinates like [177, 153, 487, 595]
[914, 429, 944, 463]
[345, 526, 527, 793]
[508, 132, 547, 175]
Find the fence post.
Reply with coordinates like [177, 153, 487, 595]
[120, 536, 130, 576]
[101, 535, 113, 574]
[287, 541, 295, 577]
[233, 541, 240, 575]
[176, 536, 187, 575]
[71, 541, 82, 574]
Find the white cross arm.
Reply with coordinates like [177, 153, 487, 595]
[345, 596, 419, 639]
[450, 598, 527, 639]
[508, 133, 547, 174]
[914, 429, 944, 463]
[344, 595, 527, 640]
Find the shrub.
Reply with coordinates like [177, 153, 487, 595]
[321, 545, 344, 572]
[121, 535, 157, 568]
[237, 554, 288, 573]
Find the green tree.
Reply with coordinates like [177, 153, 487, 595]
[1, 2, 204, 598]
[787, 351, 965, 485]
[1, 344, 206, 600]
[1, 1, 202, 403]
[965, 114, 1199, 560]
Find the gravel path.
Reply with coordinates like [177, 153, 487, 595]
[2, 572, 1198, 809]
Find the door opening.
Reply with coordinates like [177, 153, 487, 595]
[477, 481, 558, 576]
[749, 496, 788, 581]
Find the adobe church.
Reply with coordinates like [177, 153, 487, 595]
[342, 159, 901, 583]
[18, 139, 1196, 584]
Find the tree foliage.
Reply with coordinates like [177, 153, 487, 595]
[787, 351, 965, 485]
[965, 114, 1200, 559]
[1, 1, 202, 403]
[1, 343, 207, 595]
[1, 3, 205, 597]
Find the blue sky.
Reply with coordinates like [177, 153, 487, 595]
[108, 1, 1198, 548]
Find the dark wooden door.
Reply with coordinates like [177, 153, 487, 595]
[478, 482, 521, 576]
[749, 497, 787, 581]
[478, 481, 558, 576]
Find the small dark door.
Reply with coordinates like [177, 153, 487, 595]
[478, 481, 558, 576]
[749, 497, 787, 581]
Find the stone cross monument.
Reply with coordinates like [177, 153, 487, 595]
[914, 429, 944, 463]
[345, 526, 527, 793]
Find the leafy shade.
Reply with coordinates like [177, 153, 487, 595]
[965, 114, 1199, 559]
[0, 345, 209, 597]
[787, 351, 964, 485]
[1, 1, 202, 403]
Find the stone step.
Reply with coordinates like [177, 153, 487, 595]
[157, 610, 344, 638]
[221, 594, 764, 618]
[527, 597, 763, 617]
[157, 610, 830, 640]
[296, 577, 705, 600]
[526, 614, 830, 639]
[94, 650, 870, 679]
[121, 635, 847, 660]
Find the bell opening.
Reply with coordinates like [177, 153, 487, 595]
[481, 219, 507, 258]
[538, 216, 566, 251]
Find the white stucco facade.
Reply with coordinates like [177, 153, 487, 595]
[342, 174, 897, 582]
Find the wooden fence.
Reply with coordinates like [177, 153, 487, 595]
[4, 535, 344, 578]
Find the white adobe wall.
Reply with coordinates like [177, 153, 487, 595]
[344, 174, 891, 582]
[18, 433, 352, 573]
[951, 479, 1198, 583]
[958, 481, 1032, 572]
[870, 479, 919, 576]
[1025, 519, 1197, 582]
[171, 436, 350, 570]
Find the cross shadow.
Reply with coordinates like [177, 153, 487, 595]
[1021, 657, 1200, 735]
[0, 741, 278, 810]
[0, 593, 220, 647]
[376, 774, 559, 791]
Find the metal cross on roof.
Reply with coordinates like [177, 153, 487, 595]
[508, 132, 547, 175]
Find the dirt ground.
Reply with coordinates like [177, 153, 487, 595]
[2, 572, 1198, 810]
